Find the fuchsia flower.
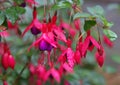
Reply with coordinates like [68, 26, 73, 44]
[82, 30, 100, 57]
[59, 63, 73, 75]
[2, 53, 15, 70]
[103, 35, 113, 47]
[44, 68, 60, 83]
[1, 43, 15, 70]
[22, 7, 42, 36]
[58, 48, 75, 68]
[1, 53, 9, 70]
[28, 33, 57, 51]
[95, 46, 105, 67]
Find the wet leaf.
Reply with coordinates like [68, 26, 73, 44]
[103, 29, 117, 41]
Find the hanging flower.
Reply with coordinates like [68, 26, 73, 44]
[103, 35, 113, 47]
[1, 43, 15, 70]
[95, 46, 105, 67]
[82, 30, 100, 57]
[28, 33, 57, 51]
[44, 68, 60, 83]
[22, 7, 42, 36]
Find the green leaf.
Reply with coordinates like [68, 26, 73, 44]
[15, 6, 26, 14]
[103, 29, 117, 41]
[111, 55, 120, 64]
[73, 12, 92, 20]
[100, 16, 113, 28]
[0, 11, 5, 25]
[87, 5, 104, 16]
[84, 20, 96, 31]
[87, 5, 113, 28]
[51, 1, 72, 10]
[4, 7, 25, 23]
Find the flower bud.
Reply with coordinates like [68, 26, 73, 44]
[1, 53, 9, 70]
[8, 55, 15, 69]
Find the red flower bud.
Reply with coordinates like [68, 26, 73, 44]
[103, 35, 113, 47]
[1, 53, 9, 70]
[95, 47, 105, 67]
[8, 55, 15, 69]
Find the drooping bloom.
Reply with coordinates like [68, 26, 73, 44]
[103, 35, 113, 47]
[58, 48, 75, 68]
[28, 33, 57, 52]
[59, 62, 73, 76]
[95, 46, 105, 67]
[1, 53, 9, 70]
[8, 55, 16, 69]
[1, 43, 15, 70]
[44, 68, 60, 83]
[22, 7, 42, 36]
[82, 31, 100, 57]
[1, 53, 15, 70]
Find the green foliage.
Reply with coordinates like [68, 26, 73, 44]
[73, 12, 92, 19]
[51, 1, 72, 10]
[87, 5, 113, 28]
[103, 29, 117, 41]
[4, 6, 26, 23]
[84, 20, 96, 31]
